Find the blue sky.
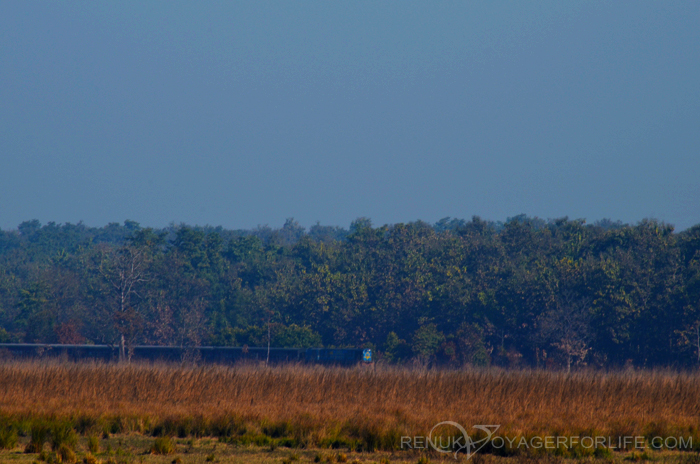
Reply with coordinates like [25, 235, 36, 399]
[1, 1, 698, 230]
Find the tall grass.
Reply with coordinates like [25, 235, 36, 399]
[0, 426, 18, 450]
[1, 361, 699, 455]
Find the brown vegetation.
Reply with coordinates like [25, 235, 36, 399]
[1, 361, 700, 456]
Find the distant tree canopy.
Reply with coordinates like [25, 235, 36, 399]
[1, 216, 699, 369]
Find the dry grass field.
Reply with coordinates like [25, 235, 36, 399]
[1, 361, 700, 463]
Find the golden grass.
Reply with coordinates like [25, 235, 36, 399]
[1, 361, 699, 454]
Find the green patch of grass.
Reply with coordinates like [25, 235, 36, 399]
[50, 422, 78, 451]
[0, 426, 18, 450]
[57, 443, 77, 464]
[151, 436, 174, 455]
[87, 435, 100, 453]
[83, 453, 100, 464]
[25, 422, 50, 454]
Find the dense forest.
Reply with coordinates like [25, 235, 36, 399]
[0, 215, 699, 370]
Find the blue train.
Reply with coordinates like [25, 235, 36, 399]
[0, 343, 372, 365]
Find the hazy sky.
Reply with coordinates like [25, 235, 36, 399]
[1, 1, 699, 231]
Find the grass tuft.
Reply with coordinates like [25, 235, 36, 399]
[151, 436, 174, 455]
[57, 443, 77, 464]
[0, 426, 18, 450]
[51, 422, 78, 451]
[25, 422, 50, 454]
[83, 453, 101, 464]
[87, 435, 100, 453]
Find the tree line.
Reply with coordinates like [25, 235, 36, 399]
[0, 215, 699, 369]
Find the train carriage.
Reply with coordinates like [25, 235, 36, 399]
[0, 343, 372, 366]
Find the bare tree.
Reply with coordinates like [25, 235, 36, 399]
[145, 296, 175, 345]
[538, 290, 591, 373]
[176, 297, 207, 363]
[99, 245, 149, 362]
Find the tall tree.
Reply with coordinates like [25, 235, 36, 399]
[99, 244, 149, 361]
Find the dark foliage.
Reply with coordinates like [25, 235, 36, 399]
[1, 216, 699, 368]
